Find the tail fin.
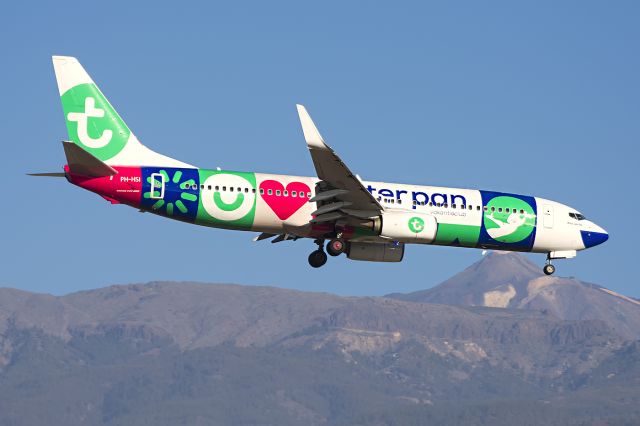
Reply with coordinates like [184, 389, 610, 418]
[52, 56, 193, 168]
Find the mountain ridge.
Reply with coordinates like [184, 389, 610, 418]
[0, 257, 639, 425]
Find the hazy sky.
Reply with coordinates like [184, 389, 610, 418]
[2, 1, 638, 297]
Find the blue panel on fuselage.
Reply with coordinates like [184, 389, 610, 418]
[141, 167, 200, 223]
[478, 191, 538, 252]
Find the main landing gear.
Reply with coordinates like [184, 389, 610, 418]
[543, 254, 556, 276]
[326, 238, 346, 257]
[308, 238, 346, 268]
[308, 239, 328, 268]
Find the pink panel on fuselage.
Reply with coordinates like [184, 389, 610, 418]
[68, 166, 143, 207]
[259, 179, 311, 220]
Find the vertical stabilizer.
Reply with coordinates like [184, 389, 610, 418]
[52, 56, 193, 168]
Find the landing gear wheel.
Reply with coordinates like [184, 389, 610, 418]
[308, 250, 328, 268]
[543, 264, 556, 276]
[327, 239, 346, 257]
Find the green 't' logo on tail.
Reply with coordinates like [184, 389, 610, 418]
[60, 83, 130, 161]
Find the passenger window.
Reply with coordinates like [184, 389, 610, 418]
[268, 189, 273, 195]
[398, 200, 402, 204]
[192, 184, 197, 190]
[452, 204, 456, 209]
[200, 184, 204, 189]
[307, 192, 311, 198]
[207, 185, 212, 190]
[284, 190, 288, 196]
[259, 188, 264, 194]
[491, 207, 495, 212]
[477, 206, 480, 211]
[293, 191, 297, 197]
[498, 208, 502, 213]
[468, 205, 472, 210]
[244, 188, 249, 193]
[437, 203, 441, 207]
[413, 200, 417, 205]
[215, 186, 220, 191]
[223, 186, 227, 191]
[230, 187, 234, 192]
[252, 188, 256, 193]
[429, 202, 433, 207]
[276, 190, 281, 196]
[520, 209, 524, 214]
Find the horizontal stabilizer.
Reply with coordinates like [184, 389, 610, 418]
[27, 172, 66, 177]
[63, 141, 117, 177]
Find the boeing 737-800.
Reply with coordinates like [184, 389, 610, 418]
[32, 56, 609, 274]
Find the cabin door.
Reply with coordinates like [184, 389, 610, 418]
[149, 173, 165, 199]
[543, 204, 554, 229]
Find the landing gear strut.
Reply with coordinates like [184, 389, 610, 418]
[543, 255, 556, 276]
[308, 239, 328, 268]
[327, 238, 346, 257]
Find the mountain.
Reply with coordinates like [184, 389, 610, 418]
[0, 280, 639, 425]
[387, 252, 640, 340]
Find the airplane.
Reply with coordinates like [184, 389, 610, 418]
[32, 56, 609, 275]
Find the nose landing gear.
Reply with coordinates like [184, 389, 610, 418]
[543, 263, 556, 276]
[543, 254, 556, 275]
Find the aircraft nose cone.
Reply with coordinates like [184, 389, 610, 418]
[581, 228, 609, 248]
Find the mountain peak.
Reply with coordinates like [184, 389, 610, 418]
[387, 252, 640, 340]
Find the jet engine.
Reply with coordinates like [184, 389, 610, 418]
[378, 211, 437, 244]
[347, 242, 405, 262]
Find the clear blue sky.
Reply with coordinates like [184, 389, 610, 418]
[2, 1, 638, 297]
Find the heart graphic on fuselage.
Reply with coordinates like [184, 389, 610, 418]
[259, 180, 311, 220]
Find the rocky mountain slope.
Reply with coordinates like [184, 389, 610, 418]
[0, 278, 639, 425]
[387, 252, 640, 340]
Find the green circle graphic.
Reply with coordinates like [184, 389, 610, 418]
[61, 83, 130, 161]
[483, 196, 535, 243]
[408, 217, 425, 233]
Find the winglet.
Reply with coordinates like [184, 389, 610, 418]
[296, 104, 328, 149]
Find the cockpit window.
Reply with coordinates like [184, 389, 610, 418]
[569, 212, 587, 221]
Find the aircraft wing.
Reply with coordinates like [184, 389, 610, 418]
[296, 105, 383, 224]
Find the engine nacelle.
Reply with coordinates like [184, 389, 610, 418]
[347, 242, 405, 262]
[379, 211, 437, 244]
